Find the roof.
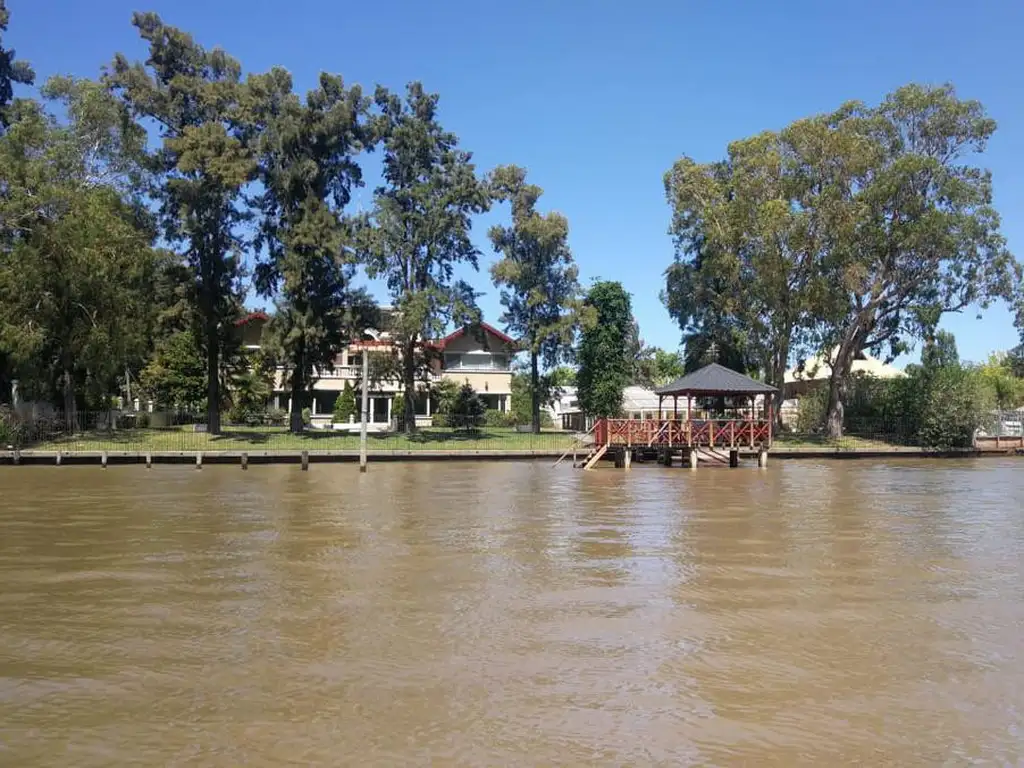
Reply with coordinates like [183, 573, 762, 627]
[622, 386, 661, 411]
[235, 311, 270, 326]
[433, 322, 518, 350]
[785, 349, 905, 383]
[654, 363, 777, 396]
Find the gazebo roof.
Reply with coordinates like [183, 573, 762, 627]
[654, 363, 777, 397]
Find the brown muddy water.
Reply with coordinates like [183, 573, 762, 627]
[1, 459, 1023, 765]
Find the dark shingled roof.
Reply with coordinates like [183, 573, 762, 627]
[654, 363, 778, 396]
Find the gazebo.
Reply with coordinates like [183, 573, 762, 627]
[654, 363, 777, 421]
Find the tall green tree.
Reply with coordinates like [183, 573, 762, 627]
[920, 330, 959, 372]
[248, 68, 374, 432]
[106, 12, 256, 434]
[360, 82, 489, 433]
[576, 281, 633, 418]
[488, 165, 584, 432]
[0, 78, 156, 415]
[0, 0, 33, 130]
[808, 85, 1020, 437]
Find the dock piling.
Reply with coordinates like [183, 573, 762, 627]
[301, 450, 309, 471]
[729, 449, 739, 468]
[196, 452, 202, 470]
[55, 451, 61, 466]
[688, 448, 697, 470]
[145, 452, 152, 469]
[101, 450, 108, 469]
[241, 452, 248, 471]
[757, 449, 768, 468]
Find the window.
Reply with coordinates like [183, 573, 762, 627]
[348, 352, 363, 368]
[444, 352, 509, 371]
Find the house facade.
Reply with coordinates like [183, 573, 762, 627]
[238, 310, 517, 427]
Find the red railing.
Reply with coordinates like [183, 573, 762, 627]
[594, 418, 772, 448]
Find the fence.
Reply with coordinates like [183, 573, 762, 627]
[0, 409, 577, 455]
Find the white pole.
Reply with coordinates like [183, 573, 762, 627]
[360, 350, 369, 473]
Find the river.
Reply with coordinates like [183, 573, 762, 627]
[1, 459, 1023, 765]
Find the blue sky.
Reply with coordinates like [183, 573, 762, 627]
[11, 0, 1024, 364]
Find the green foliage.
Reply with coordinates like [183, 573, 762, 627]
[248, 67, 375, 433]
[917, 367, 994, 449]
[549, 366, 576, 387]
[301, 407, 312, 425]
[665, 83, 1022, 439]
[333, 382, 357, 423]
[359, 83, 489, 432]
[0, 81, 156, 413]
[140, 330, 207, 410]
[576, 282, 633, 418]
[226, 354, 272, 425]
[107, 13, 255, 433]
[483, 409, 516, 428]
[795, 387, 829, 433]
[921, 331, 959, 372]
[391, 393, 405, 424]
[451, 383, 485, 428]
[431, 378, 459, 415]
[976, 354, 1024, 409]
[488, 164, 585, 432]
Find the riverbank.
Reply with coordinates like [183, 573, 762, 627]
[2, 444, 1009, 466]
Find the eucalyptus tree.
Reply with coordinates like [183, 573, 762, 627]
[576, 281, 633, 418]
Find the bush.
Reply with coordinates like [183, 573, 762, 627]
[484, 409, 516, 428]
[333, 383, 356, 423]
[265, 407, 287, 426]
[431, 379, 459, 415]
[452, 384, 485, 429]
[136, 412, 151, 428]
[795, 387, 828, 433]
[301, 407, 312, 425]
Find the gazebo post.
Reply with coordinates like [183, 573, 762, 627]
[673, 395, 678, 419]
[687, 395, 691, 420]
[658, 394, 663, 420]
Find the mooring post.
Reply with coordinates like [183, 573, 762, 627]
[241, 452, 248, 471]
[729, 449, 739, 468]
[301, 450, 309, 471]
[623, 449, 632, 471]
[55, 451, 62, 466]
[757, 449, 768, 469]
[101, 450, 108, 469]
[145, 452, 152, 469]
[688, 448, 697, 470]
[12, 447, 20, 466]
[196, 452, 203, 470]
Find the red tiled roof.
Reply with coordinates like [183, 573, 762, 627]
[235, 311, 270, 326]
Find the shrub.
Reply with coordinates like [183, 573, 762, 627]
[265, 407, 287, 426]
[301, 407, 312, 425]
[391, 393, 405, 423]
[452, 384, 485, 429]
[795, 387, 828, 433]
[333, 383, 356, 423]
[484, 409, 516, 428]
[431, 379, 459, 415]
[136, 412, 151, 429]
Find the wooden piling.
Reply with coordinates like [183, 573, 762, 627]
[145, 452, 152, 469]
[301, 450, 309, 471]
[241, 452, 248, 471]
[757, 449, 768, 468]
[101, 450, 108, 469]
[729, 449, 739, 468]
[196, 452, 203, 470]
[55, 451, 62, 466]
[688, 448, 697, 470]
[623, 449, 632, 471]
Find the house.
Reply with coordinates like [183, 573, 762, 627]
[556, 385, 662, 432]
[780, 349, 906, 425]
[236, 309, 517, 428]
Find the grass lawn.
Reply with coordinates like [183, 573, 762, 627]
[773, 433, 914, 451]
[29, 425, 577, 453]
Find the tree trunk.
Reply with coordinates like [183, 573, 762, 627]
[62, 360, 76, 431]
[403, 339, 417, 434]
[288, 365, 305, 434]
[206, 320, 221, 435]
[530, 351, 541, 434]
[824, 333, 861, 440]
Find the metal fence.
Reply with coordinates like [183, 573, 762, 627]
[0, 410, 578, 454]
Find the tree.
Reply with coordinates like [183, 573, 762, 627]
[139, 329, 207, 410]
[920, 330, 959, 372]
[488, 165, 584, 433]
[807, 85, 1021, 437]
[576, 281, 633, 418]
[976, 354, 1024, 410]
[0, 1, 33, 130]
[333, 382, 356, 423]
[663, 125, 831, 408]
[360, 83, 489, 434]
[451, 382, 485, 428]
[651, 348, 685, 385]
[430, 377, 459, 416]
[549, 366, 576, 387]
[249, 68, 374, 432]
[107, 13, 256, 434]
[0, 79, 156, 416]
